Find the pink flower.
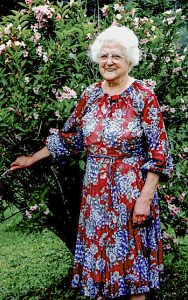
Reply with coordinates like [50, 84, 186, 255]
[43, 208, 50, 215]
[14, 41, 26, 47]
[0, 43, 6, 54]
[139, 38, 149, 45]
[172, 67, 182, 73]
[6, 40, 12, 47]
[54, 110, 61, 118]
[163, 232, 170, 240]
[20, 9, 27, 14]
[4, 23, 13, 35]
[168, 204, 181, 216]
[116, 14, 122, 20]
[32, 5, 55, 27]
[7, 107, 15, 111]
[33, 113, 39, 120]
[167, 17, 176, 25]
[176, 55, 185, 62]
[101, 5, 109, 16]
[30, 204, 38, 211]
[36, 45, 43, 57]
[33, 87, 39, 94]
[55, 86, 77, 101]
[24, 76, 30, 84]
[165, 56, 171, 62]
[69, 0, 74, 6]
[143, 79, 157, 87]
[30, 32, 41, 43]
[140, 17, 148, 24]
[25, 210, 32, 218]
[56, 13, 62, 20]
[160, 105, 170, 112]
[23, 51, 29, 57]
[151, 53, 157, 61]
[25, 0, 33, 6]
[170, 108, 176, 113]
[114, 4, 124, 12]
[43, 52, 48, 62]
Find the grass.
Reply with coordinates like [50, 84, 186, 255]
[0, 207, 73, 299]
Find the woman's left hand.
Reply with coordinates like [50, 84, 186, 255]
[132, 191, 154, 225]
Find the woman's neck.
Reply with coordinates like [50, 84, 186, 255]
[102, 76, 135, 95]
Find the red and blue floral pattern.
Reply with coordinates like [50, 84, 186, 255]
[46, 80, 173, 298]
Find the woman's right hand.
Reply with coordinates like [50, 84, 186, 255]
[11, 156, 35, 171]
[10, 147, 51, 171]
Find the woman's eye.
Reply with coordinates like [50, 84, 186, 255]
[100, 54, 108, 59]
[113, 55, 121, 59]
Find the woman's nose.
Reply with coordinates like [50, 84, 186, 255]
[106, 57, 114, 65]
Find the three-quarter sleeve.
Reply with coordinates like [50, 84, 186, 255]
[46, 92, 87, 161]
[140, 92, 173, 180]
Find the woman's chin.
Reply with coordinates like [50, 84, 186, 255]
[103, 73, 118, 81]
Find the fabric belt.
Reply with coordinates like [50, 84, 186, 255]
[88, 153, 136, 208]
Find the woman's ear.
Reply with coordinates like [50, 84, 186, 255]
[128, 62, 133, 71]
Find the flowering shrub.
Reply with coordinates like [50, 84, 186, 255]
[0, 0, 187, 260]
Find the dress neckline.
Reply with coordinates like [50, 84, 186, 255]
[99, 79, 138, 98]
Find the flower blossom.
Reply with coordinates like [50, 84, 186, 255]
[4, 23, 13, 35]
[30, 204, 38, 211]
[167, 16, 176, 25]
[116, 14, 122, 20]
[32, 5, 55, 27]
[33, 113, 39, 120]
[33, 87, 40, 94]
[23, 51, 29, 57]
[101, 5, 109, 16]
[30, 32, 41, 43]
[163, 231, 171, 240]
[0, 43, 6, 55]
[14, 41, 26, 47]
[25, 0, 33, 6]
[165, 56, 171, 63]
[56, 13, 62, 20]
[143, 79, 157, 88]
[168, 203, 181, 216]
[54, 110, 61, 118]
[139, 38, 149, 45]
[69, 0, 74, 6]
[36, 45, 43, 57]
[43, 208, 50, 215]
[25, 210, 32, 218]
[42, 52, 49, 62]
[55, 86, 77, 101]
[140, 17, 148, 24]
[172, 66, 182, 73]
[114, 4, 124, 12]
[24, 76, 30, 84]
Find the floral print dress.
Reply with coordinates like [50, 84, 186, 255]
[46, 80, 173, 299]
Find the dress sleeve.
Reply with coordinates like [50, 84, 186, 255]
[140, 92, 173, 181]
[45, 91, 87, 161]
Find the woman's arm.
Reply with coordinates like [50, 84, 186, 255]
[11, 146, 51, 171]
[132, 171, 159, 224]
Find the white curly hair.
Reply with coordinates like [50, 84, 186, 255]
[89, 25, 140, 67]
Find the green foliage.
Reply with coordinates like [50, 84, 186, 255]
[0, 207, 73, 300]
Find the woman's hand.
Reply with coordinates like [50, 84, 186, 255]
[11, 146, 51, 171]
[11, 156, 35, 171]
[132, 192, 153, 225]
[132, 172, 159, 225]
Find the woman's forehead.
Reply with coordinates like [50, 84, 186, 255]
[100, 41, 124, 52]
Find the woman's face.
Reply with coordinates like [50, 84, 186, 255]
[98, 42, 131, 83]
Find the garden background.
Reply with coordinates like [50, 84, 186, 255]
[0, 0, 187, 299]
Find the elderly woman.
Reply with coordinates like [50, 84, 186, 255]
[11, 26, 173, 300]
